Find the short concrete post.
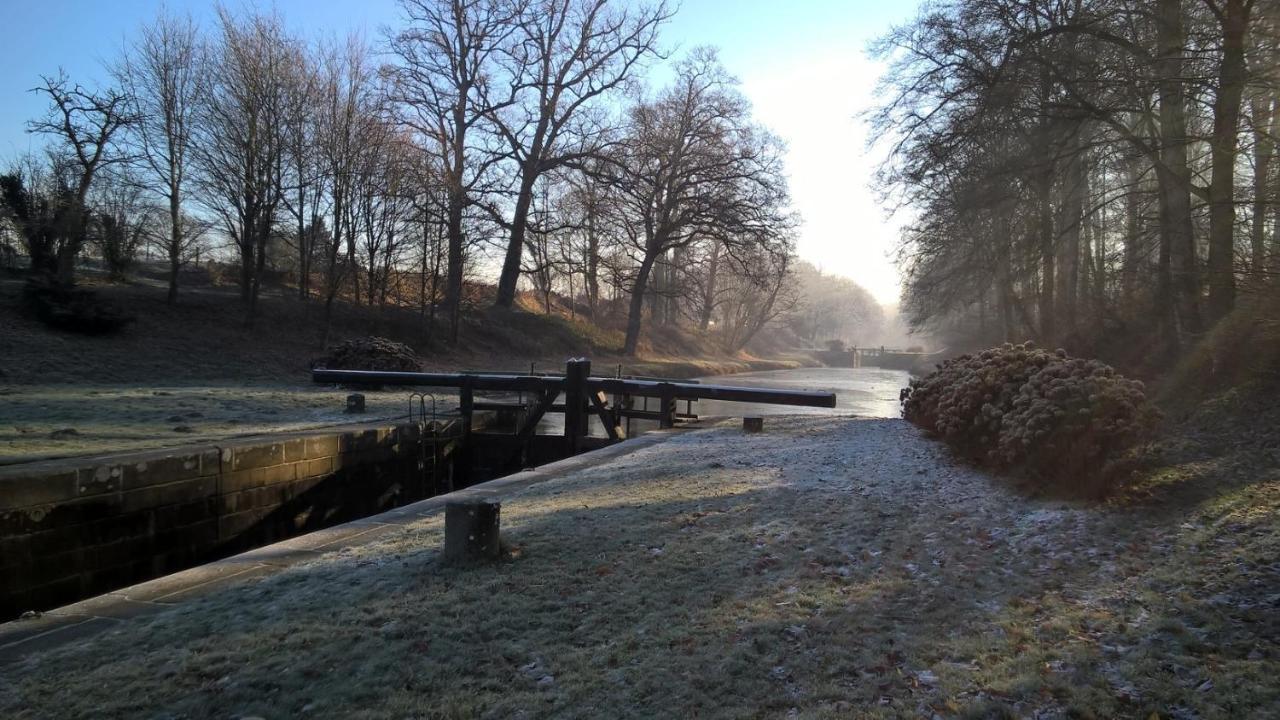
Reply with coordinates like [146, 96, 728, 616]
[444, 500, 501, 564]
[743, 416, 764, 433]
[346, 393, 366, 414]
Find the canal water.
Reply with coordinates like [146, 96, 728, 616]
[528, 366, 912, 436]
[693, 366, 910, 420]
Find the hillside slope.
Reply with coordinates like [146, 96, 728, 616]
[0, 269, 811, 462]
[0, 270, 808, 386]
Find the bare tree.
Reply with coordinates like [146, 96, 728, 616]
[86, 168, 154, 280]
[489, 0, 671, 309]
[388, 0, 519, 341]
[602, 49, 794, 356]
[356, 123, 415, 307]
[1203, 0, 1256, 322]
[279, 44, 324, 302]
[27, 71, 134, 285]
[116, 9, 207, 303]
[716, 246, 796, 353]
[314, 35, 381, 345]
[193, 8, 296, 323]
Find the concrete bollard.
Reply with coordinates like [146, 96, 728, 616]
[743, 416, 764, 433]
[444, 500, 502, 564]
[345, 393, 366, 414]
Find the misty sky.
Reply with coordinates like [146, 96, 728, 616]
[0, 0, 923, 304]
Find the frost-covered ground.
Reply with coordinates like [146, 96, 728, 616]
[0, 384, 453, 463]
[1, 416, 1276, 718]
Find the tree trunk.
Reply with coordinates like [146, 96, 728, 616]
[1091, 184, 1107, 318]
[1205, 0, 1250, 322]
[55, 181, 94, 287]
[1057, 131, 1085, 337]
[1037, 162, 1056, 344]
[444, 186, 465, 343]
[1250, 95, 1275, 280]
[700, 241, 721, 331]
[996, 222, 1017, 342]
[239, 226, 254, 303]
[495, 174, 537, 308]
[167, 189, 182, 304]
[296, 182, 309, 301]
[1034, 68, 1056, 344]
[1122, 157, 1142, 302]
[623, 253, 658, 356]
[586, 198, 599, 318]
[1156, 0, 1202, 346]
[246, 220, 268, 326]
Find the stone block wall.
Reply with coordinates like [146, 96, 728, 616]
[0, 422, 457, 618]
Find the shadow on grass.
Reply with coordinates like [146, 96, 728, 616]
[3, 418, 1277, 719]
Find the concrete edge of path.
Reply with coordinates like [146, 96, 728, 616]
[0, 426, 693, 667]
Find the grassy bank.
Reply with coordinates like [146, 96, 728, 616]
[0, 272, 816, 462]
[0, 354, 812, 464]
[2, 415, 1275, 718]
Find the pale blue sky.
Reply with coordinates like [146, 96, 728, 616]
[0, 0, 923, 302]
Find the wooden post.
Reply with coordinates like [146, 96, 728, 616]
[564, 358, 590, 451]
[658, 383, 676, 428]
[743, 416, 764, 433]
[443, 500, 501, 564]
[459, 377, 474, 440]
[456, 378, 474, 486]
[623, 393, 633, 436]
[345, 393, 366, 414]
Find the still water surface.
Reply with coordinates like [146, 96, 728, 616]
[532, 366, 911, 436]
[693, 367, 910, 420]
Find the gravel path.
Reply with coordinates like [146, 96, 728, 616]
[2, 416, 1276, 718]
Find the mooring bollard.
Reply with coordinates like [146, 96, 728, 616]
[346, 393, 366, 414]
[444, 500, 501, 564]
[743, 416, 764, 433]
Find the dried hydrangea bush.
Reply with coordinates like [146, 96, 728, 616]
[903, 342, 1158, 494]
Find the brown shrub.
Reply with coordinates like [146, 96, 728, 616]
[312, 336, 423, 372]
[904, 343, 1158, 496]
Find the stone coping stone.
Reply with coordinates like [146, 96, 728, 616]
[0, 427, 683, 666]
[0, 419, 449, 477]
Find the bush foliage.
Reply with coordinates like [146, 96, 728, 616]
[23, 277, 134, 335]
[312, 336, 423, 372]
[903, 342, 1157, 495]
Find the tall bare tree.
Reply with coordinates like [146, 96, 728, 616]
[602, 49, 793, 355]
[1204, 0, 1256, 322]
[389, 0, 519, 341]
[489, 0, 671, 309]
[315, 35, 381, 346]
[193, 8, 296, 322]
[280, 44, 324, 302]
[116, 9, 207, 303]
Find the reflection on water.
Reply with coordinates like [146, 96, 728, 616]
[527, 366, 910, 437]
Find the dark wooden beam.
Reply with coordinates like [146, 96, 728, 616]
[312, 368, 836, 409]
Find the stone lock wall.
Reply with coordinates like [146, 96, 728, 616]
[0, 422, 456, 618]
